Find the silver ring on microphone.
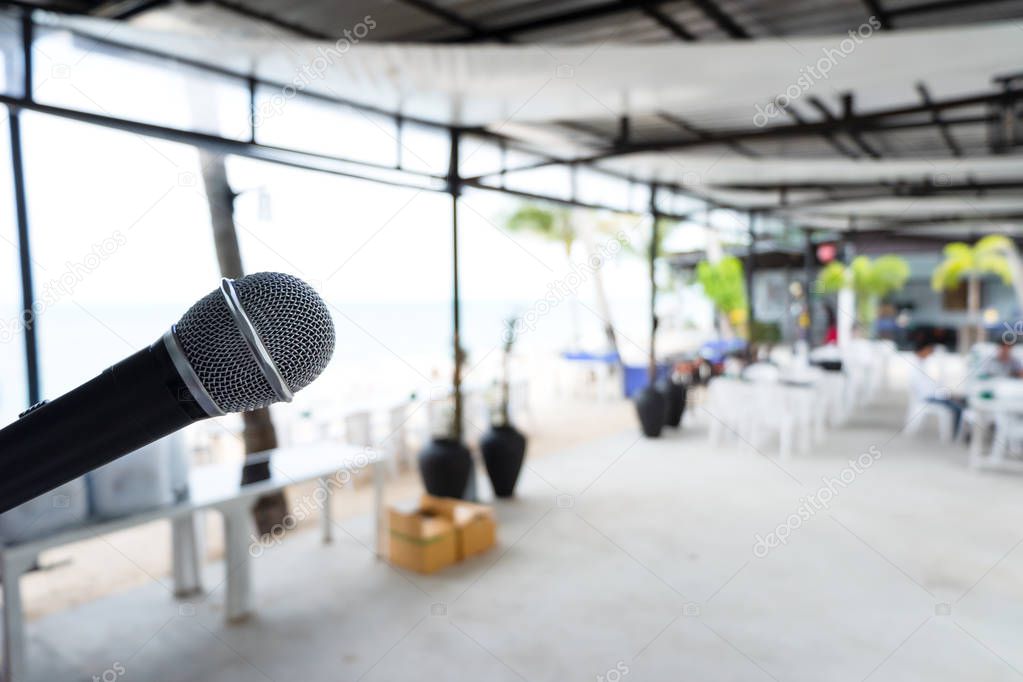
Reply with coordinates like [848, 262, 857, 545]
[219, 278, 294, 403]
[162, 329, 226, 416]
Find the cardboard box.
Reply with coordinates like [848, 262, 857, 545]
[420, 495, 497, 561]
[387, 505, 457, 574]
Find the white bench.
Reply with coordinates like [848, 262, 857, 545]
[0, 442, 390, 682]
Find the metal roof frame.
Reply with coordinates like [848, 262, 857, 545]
[3, 2, 1023, 407]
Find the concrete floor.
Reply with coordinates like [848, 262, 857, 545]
[21, 391, 1023, 681]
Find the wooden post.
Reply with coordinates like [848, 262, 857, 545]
[647, 185, 659, 384]
[448, 131, 463, 442]
[197, 150, 285, 535]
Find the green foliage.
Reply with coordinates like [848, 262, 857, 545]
[816, 255, 910, 298]
[696, 255, 748, 317]
[816, 262, 848, 294]
[815, 255, 910, 331]
[506, 204, 575, 254]
[931, 237, 1013, 291]
[856, 255, 910, 297]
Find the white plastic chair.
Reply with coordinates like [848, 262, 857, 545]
[904, 352, 956, 442]
[385, 402, 412, 472]
[706, 378, 748, 446]
[750, 384, 813, 460]
[904, 399, 954, 442]
[991, 413, 1023, 462]
[743, 362, 781, 383]
[707, 377, 811, 460]
[344, 411, 372, 447]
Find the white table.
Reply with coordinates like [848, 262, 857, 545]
[706, 376, 818, 460]
[967, 379, 1023, 472]
[0, 442, 389, 682]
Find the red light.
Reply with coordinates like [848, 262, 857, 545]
[817, 243, 837, 263]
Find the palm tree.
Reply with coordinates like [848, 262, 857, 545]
[817, 255, 910, 332]
[506, 203, 620, 357]
[932, 236, 1013, 346]
[696, 255, 749, 339]
[197, 151, 286, 535]
[506, 205, 578, 347]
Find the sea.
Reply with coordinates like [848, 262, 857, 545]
[0, 298, 653, 426]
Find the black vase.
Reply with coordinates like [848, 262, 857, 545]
[633, 386, 666, 438]
[418, 438, 472, 499]
[658, 378, 686, 428]
[480, 425, 527, 498]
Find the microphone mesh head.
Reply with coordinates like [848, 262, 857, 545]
[174, 272, 335, 413]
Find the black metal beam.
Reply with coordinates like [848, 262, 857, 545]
[0, 0, 95, 12]
[992, 80, 1021, 154]
[463, 176, 701, 222]
[554, 119, 615, 143]
[88, 0, 169, 20]
[916, 82, 962, 157]
[862, 0, 892, 28]
[617, 115, 631, 145]
[0, 93, 445, 191]
[793, 211, 1023, 232]
[690, 0, 750, 38]
[485, 87, 1023, 176]
[638, 2, 695, 40]
[807, 95, 882, 159]
[0, 92, 707, 229]
[208, 0, 335, 40]
[49, 18, 694, 204]
[393, 0, 510, 42]
[658, 111, 758, 157]
[446, 0, 675, 42]
[53, 21, 453, 131]
[782, 103, 859, 158]
[887, 0, 1020, 18]
[717, 179, 1023, 194]
[780, 193, 1023, 214]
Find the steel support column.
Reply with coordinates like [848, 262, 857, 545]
[746, 211, 756, 325]
[803, 229, 815, 343]
[9, 109, 40, 406]
[10, 14, 39, 406]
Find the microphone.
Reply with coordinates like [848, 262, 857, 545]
[0, 272, 336, 513]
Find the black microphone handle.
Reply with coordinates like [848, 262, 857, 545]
[0, 337, 213, 513]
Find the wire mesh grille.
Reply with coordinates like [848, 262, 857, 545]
[174, 272, 335, 413]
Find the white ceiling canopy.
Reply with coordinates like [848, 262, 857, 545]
[36, 11, 1023, 230]
[47, 13, 1023, 128]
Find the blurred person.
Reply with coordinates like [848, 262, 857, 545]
[823, 305, 838, 345]
[984, 340, 1023, 378]
[910, 338, 965, 436]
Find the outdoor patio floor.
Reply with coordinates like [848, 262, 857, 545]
[21, 390, 1023, 681]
